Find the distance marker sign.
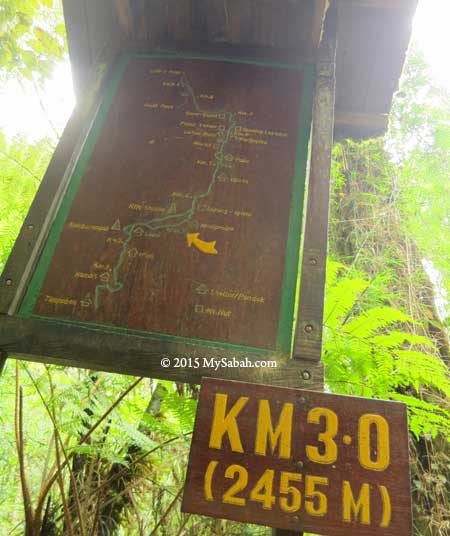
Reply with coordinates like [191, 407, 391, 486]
[182, 378, 412, 536]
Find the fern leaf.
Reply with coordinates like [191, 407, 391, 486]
[343, 307, 413, 337]
[324, 278, 369, 327]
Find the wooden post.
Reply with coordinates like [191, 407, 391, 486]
[294, 3, 337, 364]
[273, 4, 337, 536]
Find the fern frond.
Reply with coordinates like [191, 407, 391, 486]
[324, 278, 369, 327]
[326, 260, 348, 288]
[371, 331, 436, 350]
[343, 306, 413, 337]
[391, 393, 450, 440]
[394, 349, 450, 397]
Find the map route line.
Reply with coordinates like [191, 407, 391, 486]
[94, 72, 238, 309]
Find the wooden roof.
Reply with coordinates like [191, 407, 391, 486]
[335, 0, 418, 138]
[62, 0, 418, 139]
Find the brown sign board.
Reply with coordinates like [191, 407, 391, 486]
[182, 378, 412, 536]
[0, 52, 315, 380]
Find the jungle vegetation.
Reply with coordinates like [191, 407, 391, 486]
[0, 1, 448, 534]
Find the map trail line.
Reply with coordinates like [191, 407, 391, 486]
[94, 73, 238, 309]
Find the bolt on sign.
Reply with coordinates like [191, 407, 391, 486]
[182, 378, 413, 536]
[0, 52, 314, 381]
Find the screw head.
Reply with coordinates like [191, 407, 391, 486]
[309, 257, 318, 266]
[295, 460, 304, 469]
[5, 279, 13, 286]
[301, 370, 311, 381]
[304, 324, 314, 333]
[27, 224, 34, 231]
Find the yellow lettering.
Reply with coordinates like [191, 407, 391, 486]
[279, 472, 302, 513]
[254, 400, 293, 459]
[342, 481, 371, 525]
[379, 485, 392, 528]
[358, 414, 390, 471]
[249, 469, 275, 510]
[222, 464, 248, 506]
[209, 394, 248, 452]
[204, 460, 218, 501]
[305, 476, 328, 516]
[306, 407, 338, 464]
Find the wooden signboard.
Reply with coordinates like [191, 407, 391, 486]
[0, 52, 314, 382]
[182, 378, 413, 536]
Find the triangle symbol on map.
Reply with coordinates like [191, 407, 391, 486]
[111, 219, 121, 231]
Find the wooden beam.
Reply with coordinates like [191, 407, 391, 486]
[293, 3, 337, 363]
[311, 0, 329, 50]
[62, 0, 92, 97]
[334, 110, 389, 139]
[0, 315, 323, 390]
[335, 110, 389, 128]
[205, 0, 228, 42]
[114, 0, 133, 37]
[338, 0, 418, 9]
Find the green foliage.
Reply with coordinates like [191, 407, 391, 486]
[0, 362, 268, 535]
[0, 133, 53, 272]
[389, 47, 450, 308]
[324, 261, 450, 440]
[0, 0, 66, 80]
[0, 2, 448, 533]
[330, 108, 450, 533]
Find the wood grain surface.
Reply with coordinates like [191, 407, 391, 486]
[26, 56, 307, 352]
[0, 316, 324, 389]
[182, 378, 413, 536]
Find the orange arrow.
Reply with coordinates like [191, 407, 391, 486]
[186, 233, 218, 255]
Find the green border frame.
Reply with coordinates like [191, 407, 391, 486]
[18, 51, 314, 356]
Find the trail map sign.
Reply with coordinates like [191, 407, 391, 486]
[1, 53, 314, 373]
[182, 378, 413, 536]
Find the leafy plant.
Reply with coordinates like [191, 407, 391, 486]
[0, 0, 66, 81]
[0, 133, 54, 272]
[324, 261, 450, 440]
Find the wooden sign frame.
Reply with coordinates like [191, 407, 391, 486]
[0, 50, 319, 388]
